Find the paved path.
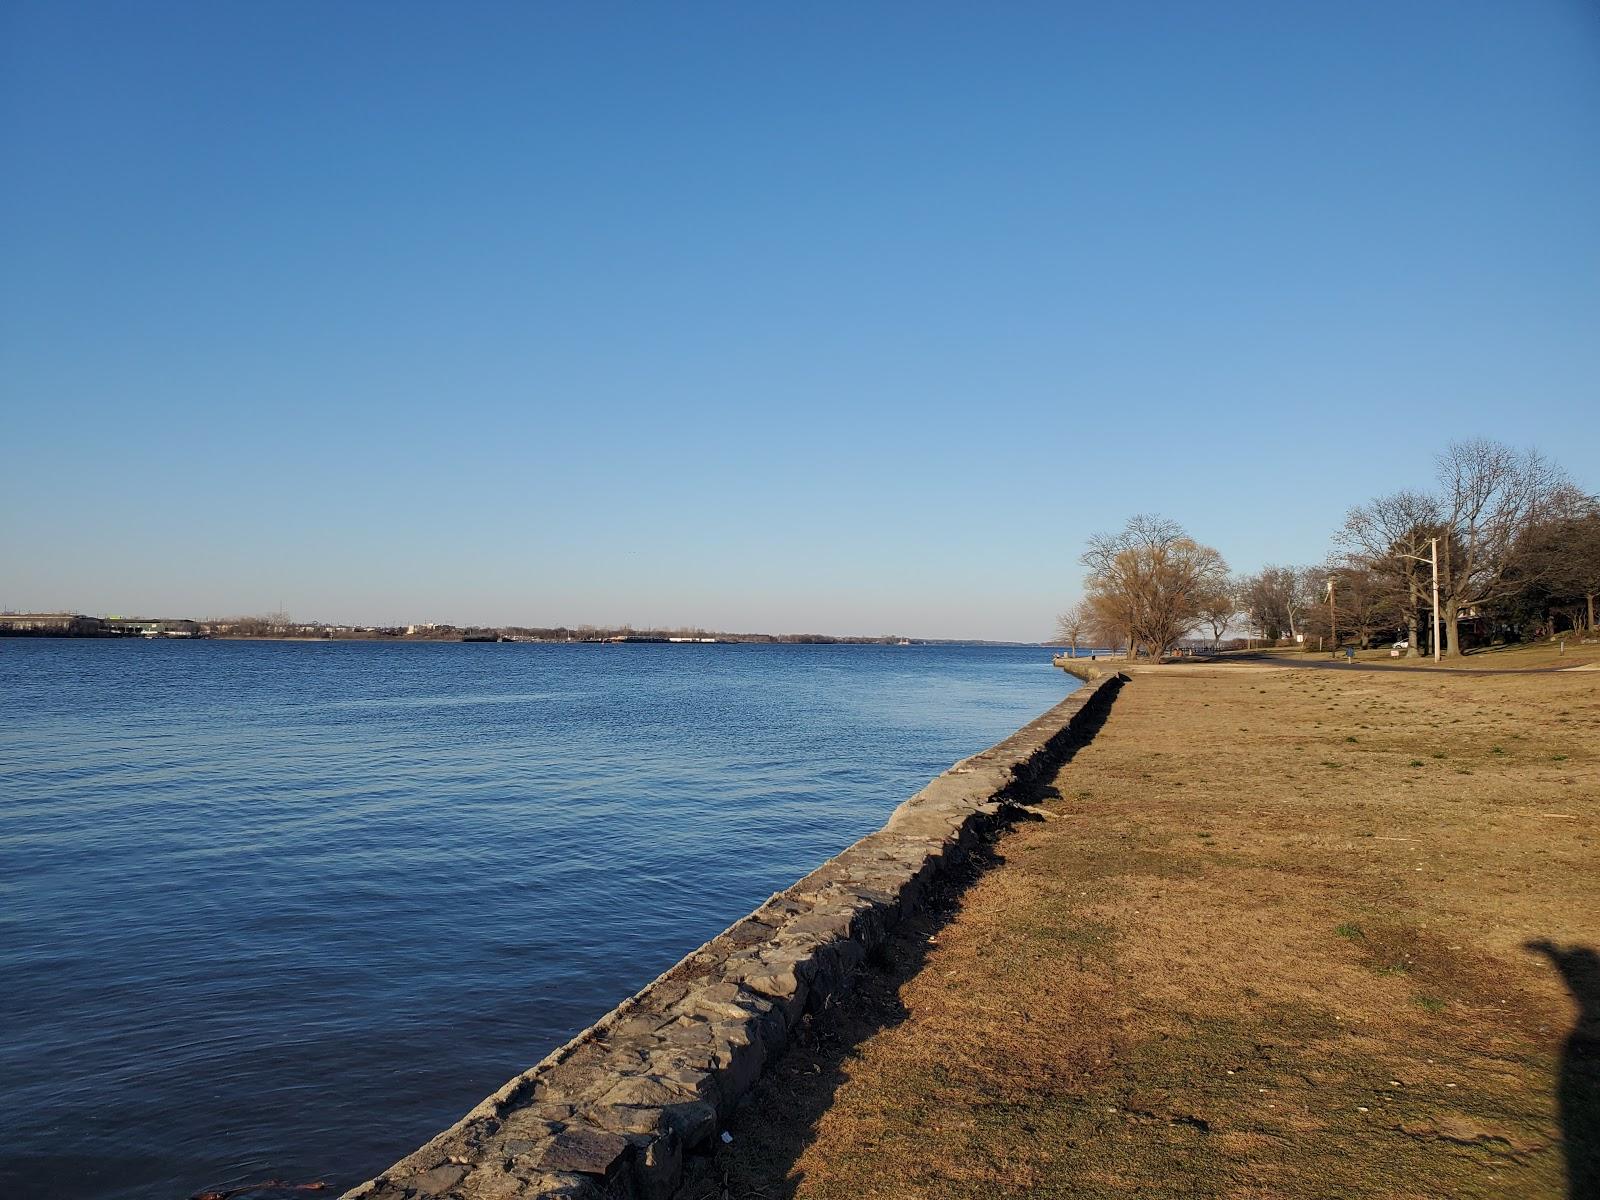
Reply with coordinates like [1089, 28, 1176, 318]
[1226, 652, 1585, 675]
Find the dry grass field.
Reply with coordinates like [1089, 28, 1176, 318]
[679, 663, 1598, 1199]
[1253, 638, 1600, 670]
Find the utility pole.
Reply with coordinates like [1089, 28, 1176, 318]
[1397, 538, 1441, 663]
[1327, 575, 1338, 656]
[1430, 536, 1440, 665]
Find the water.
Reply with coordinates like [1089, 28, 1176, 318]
[0, 639, 1076, 1200]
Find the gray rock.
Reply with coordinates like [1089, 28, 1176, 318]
[534, 1125, 631, 1176]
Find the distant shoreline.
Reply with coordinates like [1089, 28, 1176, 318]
[0, 613, 1046, 647]
[2, 632, 1049, 648]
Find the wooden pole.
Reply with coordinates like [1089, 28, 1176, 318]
[1431, 537, 1441, 664]
[1328, 576, 1338, 656]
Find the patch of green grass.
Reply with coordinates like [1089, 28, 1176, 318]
[1551, 754, 1568, 763]
[1408, 760, 1425, 768]
[1414, 995, 1446, 1014]
[1335, 923, 1366, 941]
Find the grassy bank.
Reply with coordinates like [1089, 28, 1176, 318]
[681, 662, 1597, 1198]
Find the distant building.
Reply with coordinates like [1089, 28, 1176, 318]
[0, 613, 109, 637]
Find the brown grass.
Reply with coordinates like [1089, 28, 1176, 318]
[678, 664, 1598, 1199]
[1250, 638, 1600, 670]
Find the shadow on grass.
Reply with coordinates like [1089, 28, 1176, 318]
[1526, 941, 1599, 1200]
[674, 842, 1000, 1200]
[673, 684, 1122, 1199]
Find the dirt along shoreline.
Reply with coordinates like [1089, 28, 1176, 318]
[678, 660, 1597, 1199]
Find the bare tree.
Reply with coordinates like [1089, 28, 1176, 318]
[1237, 565, 1312, 644]
[1199, 583, 1238, 650]
[1053, 599, 1093, 658]
[1505, 490, 1600, 634]
[1338, 490, 1443, 657]
[1081, 515, 1229, 661]
[1434, 440, 1568, 656]
[1301, 560, 1402, 649]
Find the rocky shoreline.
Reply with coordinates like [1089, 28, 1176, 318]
[341, 673, 1126, 1200]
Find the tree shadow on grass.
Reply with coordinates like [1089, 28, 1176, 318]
[1526, 941, 1599, 1200]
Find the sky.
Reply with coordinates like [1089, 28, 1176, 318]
[2, 2, 1597, 640]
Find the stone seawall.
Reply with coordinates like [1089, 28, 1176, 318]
[344, 673, 1126, 1200]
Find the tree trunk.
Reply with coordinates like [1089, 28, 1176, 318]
[1588, 592, 1596, 632]
[1405, 612, 1419, 658]
[1443, 602, 1462, 657]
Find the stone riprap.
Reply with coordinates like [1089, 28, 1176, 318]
[343, 673, 1126, 1200]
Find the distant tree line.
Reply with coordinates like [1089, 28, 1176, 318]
[1061, 439, 1598, 660]
[203, 617, 912, 645]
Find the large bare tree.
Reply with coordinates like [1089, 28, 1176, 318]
[1338, 490, 1443, 657]
[1081, 515, 1229, 661]
[1433, 440, 1568, 656]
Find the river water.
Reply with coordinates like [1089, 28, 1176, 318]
[0, 639, 1076, 1199]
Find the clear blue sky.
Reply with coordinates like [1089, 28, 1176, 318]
[3, 2, 1597, 639]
